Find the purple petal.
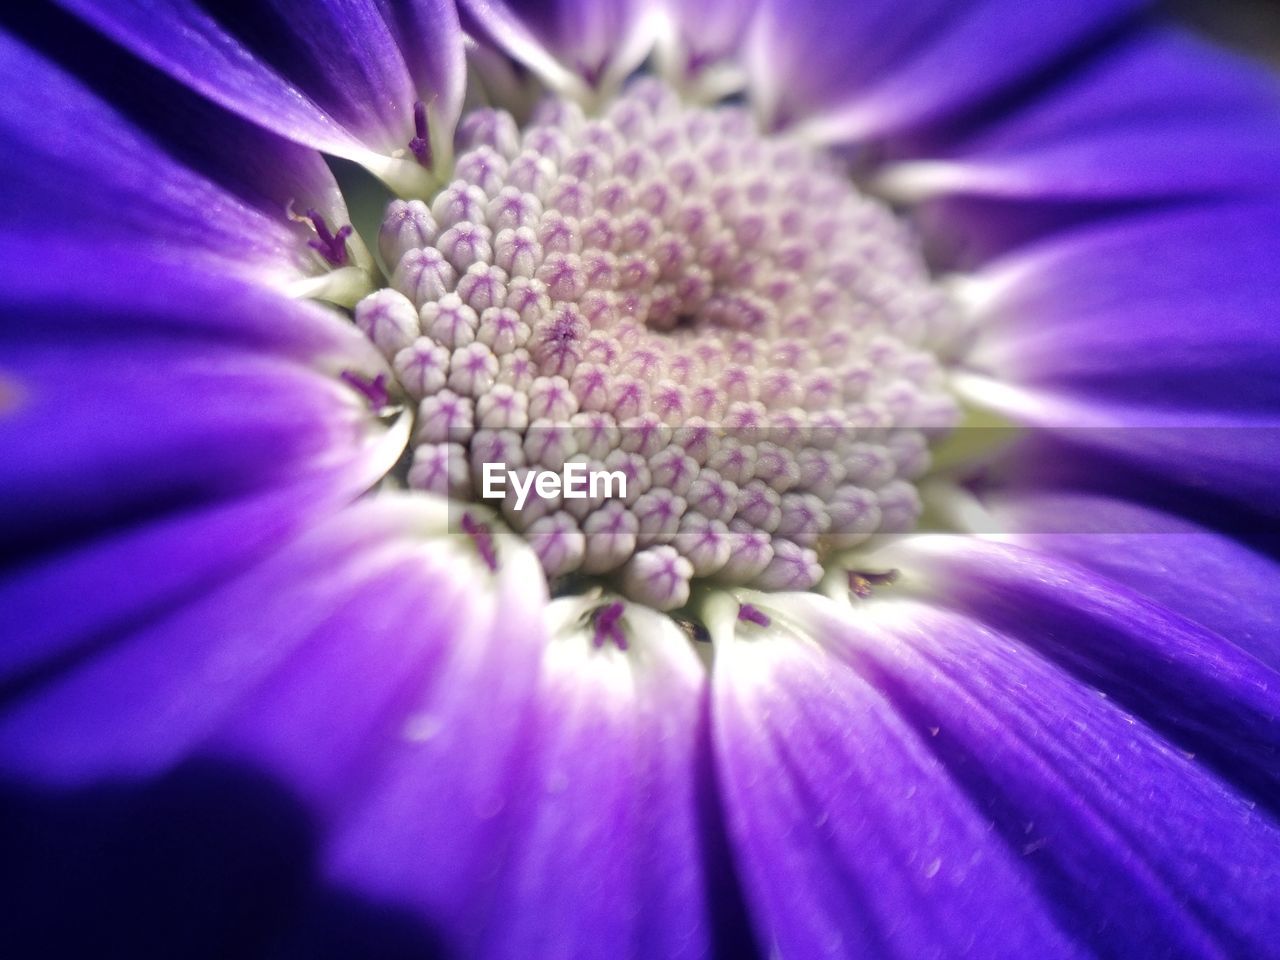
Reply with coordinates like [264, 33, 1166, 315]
[0, 32, 345, 283]
[970, 201, 1280, 397]
[0, 500, 717, 954]
[58, 0, 464, 163]
[746, 0, 1145, 137]
[897, 537, 1280, 815]
[460, 0, 656, 91]
[0, 338, 393, 547]
[983, 490, 1280, 670]
[0, 505, 469, 949]
[659, 0, 759, 80]
[373, 0, 467, 135]
[887, 30, 1280, 219]
[0, 499, 543, 953]
[0, 241, 376, 355]
[0, 500, 507, 785]
[712, 598, 1080, 958]
[834, 592, 1280, 957]
[0, 475, 386, 688]
[956, 201, 1280, 517]
[0, 262, 400, 550]
[399, 603, 720, 958]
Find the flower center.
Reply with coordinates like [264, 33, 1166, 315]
[356, 78, 958, 609]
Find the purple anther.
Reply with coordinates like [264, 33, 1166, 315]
[738, 603, 771, 627]
[576, 60, 605, 90]
[460, 512, 498, 571]
[591, 601, 628, 650]
[339, 370, 390, 411]
[306, 210, 353, 266]
[409, 101, 433, 167]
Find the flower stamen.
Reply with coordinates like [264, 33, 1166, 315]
[305, 210, 354, 266]
[590, 601, 627, 649]
[340, 370, 391, 411]
[409, 101, 433, 168]
[737, 602, 771, 627]
[848, 568, 900, 598]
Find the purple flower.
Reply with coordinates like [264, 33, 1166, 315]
[3, 1, 1280, 957]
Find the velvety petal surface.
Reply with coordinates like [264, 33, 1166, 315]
[881, 30, 1280, 209]
[0, 254, 401, 551]
[836, 591, 1280, 958]
[982, 489, 1280, 670]
[890, 538, 1280, 818]
[0, 30, 356, 285]
[0, 239, 377, 356]
[745, 0, 1146, 138]
[710, 595, 1081, 959]
[58, 0, 465, 182]
[0, 476, 391, 691]
[952, 201, 1280, 520]
[0, 340, 388, 546]
[440, 601, 721, 959]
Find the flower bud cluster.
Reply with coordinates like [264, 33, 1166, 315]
[359, 78, 958, 608]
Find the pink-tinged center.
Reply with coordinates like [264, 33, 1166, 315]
[355, 78, 959, 609]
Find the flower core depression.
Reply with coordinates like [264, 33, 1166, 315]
[356, 78, 959, 608]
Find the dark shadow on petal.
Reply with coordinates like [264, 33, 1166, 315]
[0, 758, 446, 959]
[875, 11, 1149, 158]
[693, 690, 764, 960]
[1, 5, 319, 218]
[974, 432, 1280, 561]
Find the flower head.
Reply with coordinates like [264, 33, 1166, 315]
[4, 1, 1280, 957]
